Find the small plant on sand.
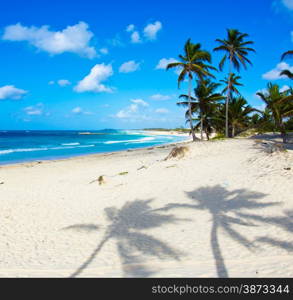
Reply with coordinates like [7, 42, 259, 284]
[118, 171, 129, 175]
[212, 133, 226, 140]
[164, 146, 189, 160]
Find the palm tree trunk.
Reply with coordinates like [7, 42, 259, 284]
[205, 128, 210, 140]
[188, 75, 197, 141]
[225, 94, 229, 138]
[200, 117, 204, 140]
[226, 57, 233, 138]
[280, 122, 287, 143]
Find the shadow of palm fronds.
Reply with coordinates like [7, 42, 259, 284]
[237, 210, 293, 253]
[65, 199, 185, 277]
[256, 237, 293, 252]
[157, 185, 278, 277]
[64, 224, 100, 232]
[250, 133, 293, 151]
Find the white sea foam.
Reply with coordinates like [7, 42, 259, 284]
[0, 148, 48, 155]
[61, 143, 80, 146]
[104, 137, 155, 145]
[0, 144, 95, 155]
[51, 145, 95, 150]
[120, 130, 142, 135]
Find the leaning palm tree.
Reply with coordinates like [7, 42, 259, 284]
[177, 79, 224, 140]
[220, 73, 243, 96]
[257, 83, 293, 143]
[167, 39, 216, 141]
[214, 29, 255, 137]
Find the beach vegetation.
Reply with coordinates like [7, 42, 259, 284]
[256, 83, 293, 143]
[166, 32, 293, 143]
[214, 29, 255, 137]
[166, 39, 216, 141]
[177, 79, 224, 140]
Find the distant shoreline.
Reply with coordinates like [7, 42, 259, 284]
[0, 130, 190, 167]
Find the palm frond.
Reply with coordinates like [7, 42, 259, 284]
[281, 50, 293, 61]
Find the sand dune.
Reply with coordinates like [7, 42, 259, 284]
[0, 136, 292, 277]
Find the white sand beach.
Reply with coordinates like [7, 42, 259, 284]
[0, 134, 292, 277]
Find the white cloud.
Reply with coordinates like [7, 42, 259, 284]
[150, 94, 172, 100]
[131, 99, 148, 106]
[48, 79, 71, 86]
[74, 63, 114, 93]
[71, 106, 93, 115]
[119, 60, 140, 73]
[26, 110, 42, 115]
[108, 35, 124, 47]
[72, 107, 82, 114]
[116, 104, 139, 118]
[116, 98, 149, 119]
[254, 84, 290, 100]
[3, 22, 96, 58]
[57, 79, 71, 86]
[254, 103, 266, 111]
[127, 21, 162, 44]
[0, 85, 27, 100]
[155, 108, 169, 114]
[282, 0, 293, 10]
[24, 103, 44, 115]
[280, 84, 290, 92]
[116, 110, 130, 119]
[143, 21, 162, 40]
[262, 62, 293, 80]
[126, 24, 135, 32]
[99, 48, 108, 55]
[130, 31, 141, 43]
[155, 57, 177, 69]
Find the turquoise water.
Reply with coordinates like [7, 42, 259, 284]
[0, 130, 187, 165]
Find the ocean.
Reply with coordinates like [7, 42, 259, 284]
[0, 130, 187, 165]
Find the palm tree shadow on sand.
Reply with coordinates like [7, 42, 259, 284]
[65, 199, 186, 277]
[157, 185, 279, 277]
[237, 209, 293, 253]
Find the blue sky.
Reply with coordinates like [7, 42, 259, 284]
[0, 0, 292, 130]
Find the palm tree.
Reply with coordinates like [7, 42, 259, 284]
[257, 83, 293, 143]
[228, 97, 257, 137]
[250, 109, 275, 133]
[214, 29, 255, 137]
[177, 79, 224, 140]
[220, 73, 243, 95]
[167, 39, 216, 141]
